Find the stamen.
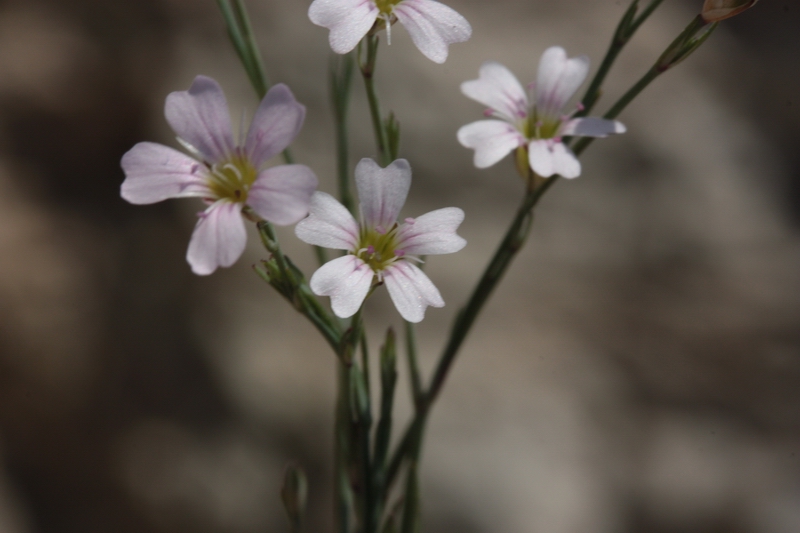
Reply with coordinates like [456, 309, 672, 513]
[404, 217, 415, 225]
[223, 163, 243, 182]
[177, 137, 205, 162]
[375, 225, 386, 235]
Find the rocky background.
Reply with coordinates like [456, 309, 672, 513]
[0, 1, 798, 532]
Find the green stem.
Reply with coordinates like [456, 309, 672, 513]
[359, 35, 391, 167]
[331, 53, 356, 214]
[580, 0, 665, 116]
[404, 321, 423, 406]
[231, 0, 269, 98]
[335, 360, 354, 533]
[216, 0, 294, 164]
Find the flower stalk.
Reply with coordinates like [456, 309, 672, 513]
[579, 0, 665, 117]
[359, 35, 392, 167]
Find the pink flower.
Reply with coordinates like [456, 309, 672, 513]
[121, 76, 317, 275]
[308, 0, 471, 64]
[457, 47, 626, 179]
[295, 158, 466, 323]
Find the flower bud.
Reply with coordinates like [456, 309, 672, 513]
[701, 0, 759, 22]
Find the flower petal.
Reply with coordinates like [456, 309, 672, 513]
[355, 158, 411, 230]
[460, 61, 528, 122]
[308, 0, 379, 54]
[396, 207, 466, 255]
[186, 200, 247, 275]
[247, 164, 317, 226]
[535, 46, 589, 120]
[528, 139, 581, 179]
[393, 0, 472, 64]
[165, 76, 235, 163]
[309, 255, 374, 318]
[561, 117, 626, 138]
[121, 142, 211, 204]
[295, 191, 359, 250]
[457, 120, 525, 168]
[383, 261, 444, 323]
[245, 84, 306, 168]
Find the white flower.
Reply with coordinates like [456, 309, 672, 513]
[121, 76, 317, 275]
[308, 0, 471, 64]
[457, 46, 626, 179]
[295, 158, 466, 323]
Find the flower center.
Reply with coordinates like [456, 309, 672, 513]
[523, 111, 561, 140]
[206, 154, 258, 202]
[374, 0, 402, 15]
[354, 223, 403, 274]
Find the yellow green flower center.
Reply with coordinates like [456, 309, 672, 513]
[354, 223, 403, 273]
[374, 0, 402, 15]
[206, 154, 258, 202]
[522, 111, 562, 140]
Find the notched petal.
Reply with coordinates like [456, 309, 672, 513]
[245, 84, 306, 167]
[309, 255, 374, 318]
[121, 142, 211, 204]
[308, 0, 379, 54]
[461, 61, 528, 122]
[383, 262, 444, 323]
[457, 120, 524, 168]
[397, 207, 466, 256]
[393, 0, 471, 63]
[248, 164, 318, 226]
[165, 76, 235, 163]
[355, 158, 411, 230]
[295, 191, 359, 250]
[186, 200, 247, 275]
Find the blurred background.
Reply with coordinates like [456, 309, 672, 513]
[0, 0, 798, 532]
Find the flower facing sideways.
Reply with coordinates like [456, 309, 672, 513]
[121, 76, 317, 275]
[296, 158, 466, 323]
[458, 46, 626, 179]
[308, 0, 471, 64]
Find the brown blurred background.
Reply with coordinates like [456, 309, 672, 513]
[0, 1, 798, 532]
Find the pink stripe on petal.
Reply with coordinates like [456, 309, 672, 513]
[457, 120, 524, 168]
[248, 164, 317, 226]
[396, 207, 466, 256]
[245, 84, 306, 168]
[528, 139, 580, 179]
[309, 255, 374, 318]
[355, 158, 411, 230]
[186, 200, 247, 275]
[393, 0, 471, 63]
[461, 61, 528, 123]
[295, 191, 359, 250]
[165, 76, 235, 163]
[309, 0, 379, 54]
[535, 47, 589, 120]
[121, 142, 211, 204]
[383, 261, 444, 323]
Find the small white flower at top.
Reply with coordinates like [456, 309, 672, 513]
[295, 158, 466, 323]
[308, 0, 471, 64]
[457, 46, 626, 179]
[121, 76, 317, 275]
